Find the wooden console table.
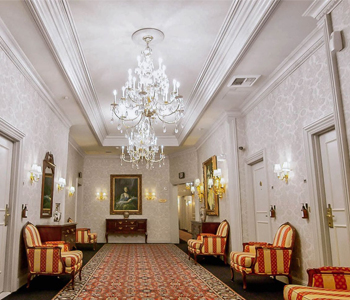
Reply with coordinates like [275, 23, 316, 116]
[191, 221, 221, 239]
[105, 219, 147, 243]
[36, 223, 76, 250]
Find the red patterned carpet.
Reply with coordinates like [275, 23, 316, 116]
[53, 244, 245, 299]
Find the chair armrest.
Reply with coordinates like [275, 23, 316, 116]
[26, 246, 63, 273]
[307, 267, 350, 288]
[243, 242, 269, 252]
[200, 235, 228, 253]
[77, 228, 91, 233]
[253, 246, 293, 274]
[44, 241, 69, 252]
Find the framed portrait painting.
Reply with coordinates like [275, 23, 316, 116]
[110, 174, 142, 215]
[203, 155, 219, 216]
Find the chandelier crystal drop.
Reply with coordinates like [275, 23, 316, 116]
[111, 29, 185, 168]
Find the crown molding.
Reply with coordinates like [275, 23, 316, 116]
[0, 18, 71, 129]
[177, 0, 280, 145]
[103, 135, 179, 147]
[168, 147, 197, 159]
[195, 111, 239, 151]
[25, 0, 107, 144]
[68, 135, 85, 158]
[303, 0, 342, 20]
[240, 25, 324, 115]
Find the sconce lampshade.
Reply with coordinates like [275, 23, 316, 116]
[274, 164, 282, 173]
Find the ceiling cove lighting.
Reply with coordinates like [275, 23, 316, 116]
[110, 28, 185, 169]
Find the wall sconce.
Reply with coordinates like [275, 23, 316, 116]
[274, 162, 291, 183]
[186, 182, 195, 194]
[145, 192, 156, 200]
[194, 179, 204, 202]
[29, 164, 42, 184]
[96, 191, 107, 201]
[57, 177, 66, 191]
[68, 186, 75, 197]
[209, 169, 226, 198]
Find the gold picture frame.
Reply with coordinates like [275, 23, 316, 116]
[203, 155, 219, 216]
[110, 174, 142, 215]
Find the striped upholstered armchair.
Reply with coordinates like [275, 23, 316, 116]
[23, 222, 83, 289]
[230, 222, 295, 289]
[284, 267, 350, 299]
[187, 220, 230, 264]
[76, 228, 97, 250]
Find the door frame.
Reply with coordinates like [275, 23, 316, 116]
[0, 118, 25, 292]
[245, 149, 272, 242]
[303, 113, 350, 266]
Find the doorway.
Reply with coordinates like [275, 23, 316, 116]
[177, 184, 195, 242]
[246, 150, 272, 242]
[0, 135, 13, 294]
[319, 129, 350, 266]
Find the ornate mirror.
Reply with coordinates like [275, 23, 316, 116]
[40, 152, 55, 218]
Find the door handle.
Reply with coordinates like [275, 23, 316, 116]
[326, 204, 334, 228]
[5, 204, 10, 226]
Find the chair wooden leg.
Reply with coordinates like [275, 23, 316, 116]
[79, 267, 82, 281]
[287, 274, 292, 284]
[71, 271, 75, 290]
[194, 253, 198, 265]
[231, 267, 234, 281]
[242, 271, 247, 290]
[224, 253, 227, 265]
[26, 273, 31, 288]
[188, 250, 191, 260]
[93, 242, 96, 251]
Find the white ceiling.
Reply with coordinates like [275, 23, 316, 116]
[0, 0, 316, 155]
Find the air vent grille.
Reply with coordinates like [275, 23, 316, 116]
[228, 75, 260, 88]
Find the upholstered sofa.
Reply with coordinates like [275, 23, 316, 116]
[284, 267, 350, 300]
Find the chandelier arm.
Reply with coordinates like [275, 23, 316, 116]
[121, 115, 144, 129]
[112, 111, 141, 124]
[157, 115, 179, 125]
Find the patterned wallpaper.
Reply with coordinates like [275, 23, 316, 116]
[236, 45, 334, 282]
[332, 0, 350, 152]
[169, 149, 198, 185]
[64, 142, 84, 222]
[81, 156, 172, 243]
[0, 48, 70, 279]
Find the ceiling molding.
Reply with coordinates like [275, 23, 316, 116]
[240, 25, 324, 116]
[25, 0, 107, 144]
[103, 135, 179, 147]
[0, 18, 71, 129]
[195, 111, 237, 151]
[303, 0, 342, 20]
[176, 0, 280, 145]
[168, 147, 197, 159]
[68, 135, 85, 158]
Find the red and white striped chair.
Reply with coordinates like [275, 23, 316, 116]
[284, 267, 350, 300]
[230, 222, 296, 289]
[23, 222, 83, 289]
[187, 220, 230, 264]
[76, 228, 97, 250]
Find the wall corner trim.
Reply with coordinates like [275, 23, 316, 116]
[68, 136, 85, 158]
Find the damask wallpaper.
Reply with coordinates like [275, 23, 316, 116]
[236, 44, 333, 283]
[81, 156, 173, 243]
[169, 149, 198, 185]
[0, 48, 70, 281]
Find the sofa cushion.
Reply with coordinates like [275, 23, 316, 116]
[284, 284, 350, 300]
[230, 251, 256, 268]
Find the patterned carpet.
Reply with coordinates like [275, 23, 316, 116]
[53, 244, 245, 299]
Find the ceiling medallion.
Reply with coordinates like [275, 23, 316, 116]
[111, 28, 185, 169]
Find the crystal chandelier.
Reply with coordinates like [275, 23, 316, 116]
[110, 28, 185, 168]
[120, 117, 165, 169]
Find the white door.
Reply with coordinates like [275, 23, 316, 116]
[0, 135, 13, 293]
[252, 161, 271, 242]
[320, 130, 350, 266]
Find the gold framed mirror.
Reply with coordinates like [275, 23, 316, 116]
[40, 152, 55, 218]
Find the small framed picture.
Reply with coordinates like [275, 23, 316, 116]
[179, 172, 185, 179]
